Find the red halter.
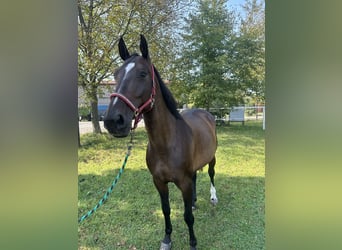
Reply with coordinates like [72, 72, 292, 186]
[110, 64, 156, 130]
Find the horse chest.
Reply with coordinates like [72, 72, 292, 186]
[146, 145, 191, 182]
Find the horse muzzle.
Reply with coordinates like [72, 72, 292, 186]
[104, 112, 131, 138]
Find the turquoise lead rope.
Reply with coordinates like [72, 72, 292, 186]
[78, 132, 134, 223]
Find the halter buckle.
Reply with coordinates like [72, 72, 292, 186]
[150, 97, 155, 109]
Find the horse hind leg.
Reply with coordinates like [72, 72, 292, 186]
[208, 156, 218, 205]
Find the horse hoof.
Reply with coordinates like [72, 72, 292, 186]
[210, 197, 218, 205]
[210, 184, 218, 205]
[190, 246, 197, 250]
[160, 241, 172, 250]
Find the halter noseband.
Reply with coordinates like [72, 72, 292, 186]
[110, 64, 156, 130]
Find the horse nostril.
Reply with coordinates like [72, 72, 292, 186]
[104, 113, 128, 136]
[114, 114, 124, 126]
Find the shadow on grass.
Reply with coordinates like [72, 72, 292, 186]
[79, 128, 148, 151]
[78, 168, 264, 250]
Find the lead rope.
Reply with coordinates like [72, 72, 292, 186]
[78, 130, 135, 223]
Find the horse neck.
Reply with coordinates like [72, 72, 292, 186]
[143, 82, 178, 147]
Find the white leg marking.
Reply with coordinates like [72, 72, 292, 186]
[210, 183, 218, 205]
[160, 241, 172, 250]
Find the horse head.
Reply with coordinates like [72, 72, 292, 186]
[104, 35, 155, 137]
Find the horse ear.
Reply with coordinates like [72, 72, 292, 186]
[118, 36, 130, 60]
[140, 34, 149, 59]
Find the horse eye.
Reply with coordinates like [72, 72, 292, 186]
[139, 71, 147, 78]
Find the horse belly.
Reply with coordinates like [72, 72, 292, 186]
[192, 132, 216, 170]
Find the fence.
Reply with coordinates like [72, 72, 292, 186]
[209, 106, 265, 130]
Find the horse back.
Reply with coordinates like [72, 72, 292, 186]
[181, 109, 217, 171]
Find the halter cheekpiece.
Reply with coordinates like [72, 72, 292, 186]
[110, 64, 156, 130]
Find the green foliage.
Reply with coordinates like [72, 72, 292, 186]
[171, 0, 265, 109]
[78, 0, 187, 131]
[231, 35, 265, 104]
[78, 121, 265, 249]
[234, 0, 265, 103]
[78, 0, 265, 131]
[173, 0, 236, 109]
[78, 106, 90, 118]
[78, 0, 184, 87]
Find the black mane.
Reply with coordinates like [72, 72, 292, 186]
[153, 66, 182, 120]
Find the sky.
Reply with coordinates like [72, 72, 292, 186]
[228, 0, 245, 9]
[226, 0, 246, 17]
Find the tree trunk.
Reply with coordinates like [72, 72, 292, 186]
[89, 87, 101, 134]
[206, 99, 210, 112]
[78, 122, 81, 147]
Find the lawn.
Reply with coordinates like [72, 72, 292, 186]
[78, 121, 265, 249]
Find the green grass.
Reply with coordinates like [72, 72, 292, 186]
[78, 121, 265, 249]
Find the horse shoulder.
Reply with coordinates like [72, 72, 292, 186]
[181, 109, 217, 170]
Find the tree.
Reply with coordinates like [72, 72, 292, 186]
[78, 0, 125, 133]
[232, 0, 265, 105]
[173, 0, 236, 110]
[78, 0, 186, 133]
[171, 0, 265, 110]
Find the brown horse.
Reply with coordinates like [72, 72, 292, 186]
[104, 35, 218, 250]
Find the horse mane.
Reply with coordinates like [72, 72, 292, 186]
[153, 66, 182, 120]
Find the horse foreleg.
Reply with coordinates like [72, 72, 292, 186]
[154, 179, 172, 250]
[192, 172, 197, 209]
[208, 157, 218, 205]
[179, 178, 197, 250]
